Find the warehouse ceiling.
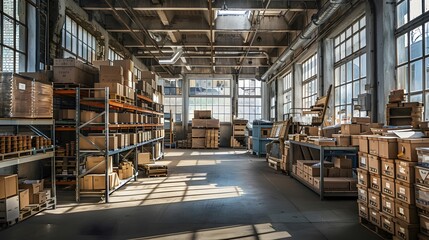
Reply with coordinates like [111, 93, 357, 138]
[80, 0, 319, 77]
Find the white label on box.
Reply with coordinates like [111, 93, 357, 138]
[400, 187, 406, 195]
[399, 227, 405, 233]
[399, 207, 404, 215]
[386, 202, 391, 208]
[361, 157, 366, 164]
[385, 165, 389, 170]
[424, 156, 429, 163]
[360, 206, 365, 211]
[372, 211, 376, 216]
[18, 83, 26, 90]
[385, 219, 390, 224]
[386, 182, 391, 188]
[371, 196, 376, 200]
[420, 169, 429, 180]
[399, 166, 406, 174]
[373, 178, 378, 184]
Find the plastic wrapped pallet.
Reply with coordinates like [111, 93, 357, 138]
[33, 81, 53, 118]
[0, 73, 33, 118]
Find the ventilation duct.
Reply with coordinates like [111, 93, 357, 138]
[159, 47, 184, 65]
[261, 0, 347, 81]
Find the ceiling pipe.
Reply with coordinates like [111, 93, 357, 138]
[260, 0, 348, 81]
[159, 47, 184, 64]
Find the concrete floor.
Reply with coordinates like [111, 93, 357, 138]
[0, 148, 379, 240]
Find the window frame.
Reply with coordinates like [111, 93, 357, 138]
[302, 54, 318, 109]
[282, 72, 293, 120]
[62, 15, 97, 63]
[237, 78, 262, 123]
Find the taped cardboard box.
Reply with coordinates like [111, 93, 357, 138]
[32, 191, 47, 204]
[18, 179, 43, 196]
[85, 156, 113, 174]
[0, 174, 18, 199]
[138, 152, 151, 166]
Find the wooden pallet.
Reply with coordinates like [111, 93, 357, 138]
[359, 217, 393, 240]
[19, 198, 55, 222]
[109, 94, 135, 105]
[0, 150, 32, 161]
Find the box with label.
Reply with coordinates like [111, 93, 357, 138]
[357, 169, 369, 187]
[370, 174, 381, 192]
[85, 156, 113, 174]
[367, 136, 379, 156]
[359, 136, 371, 153]
[381, 158, 395, 178]
[419, 214, 429, 236]
[396, 160, 417, 183]
[381, 194, 395, 217]
[415, 166, 429, 186]
[381, 176, 395, 198]
[378, 137, 398, 159]
[398, 138, 429, 162]
[369, 208, 381, 227]
[18, 189, 29, 210]
[394, 219, 419, 240]
[341, 124, 361, 135]
[396, 180, 415, 204]
[359, 152, 368, 170]
[395, 200, 418, 224]
[368, 154, 380, 175]
[368, 189, 381, 210]
[358, 201, 368, 219]
[357, 185, 368, 204]
[380, 213, 395, 234]
[0, 174, 18, 199]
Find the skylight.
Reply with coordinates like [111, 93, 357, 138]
[217, 10, 248, 16]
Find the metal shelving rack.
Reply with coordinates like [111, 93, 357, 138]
[54, 87, 164, 203]
[0, 118, 56, 204]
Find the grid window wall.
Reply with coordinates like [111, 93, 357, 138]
[396, 0, 429, 120]
[270, 96, 276, 121]
[189, 79, 231, 122]
[237, 79, 262, 123]
[334, 15, 367, 124]
[283, 72, 293, 119]
[1, 0, 27, 72]
[62, 15, 96, 63]
[163, 79, 183, 122]
[134, 67, 141, 81]
[302, 54, 318, 109]
[108, 47, 123, 61]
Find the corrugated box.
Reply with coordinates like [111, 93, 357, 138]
[378, 137, 398, 159]
[138, 153, 151, 165]
[332, 134, 350, 146]
[0, 73, 33, 118]
[92, 173, 119, 190]
[92, 60, 112, 69]
[33, 81, 53, 118]
[369, 208, 381, 227]
[358, 201, 368, 219]
[192, 138, 205, 148]
[351, 135, 360, 146]
[32, 191, 47, 204]
[381, 176, 395, 197]
[359, 152, 368, 170]
[0, 174, 18, 199]
[358, 135, 372, 153]
[113, 60, 134, 73]
[79, 135, 118, 150]
[85, 156, 113, 174]
[100, 65, 123, 76]
[381, 158, 395, 178]
[341, 124, 361, 135]
[18, 179, 43, 196]
[18, 189, 29, 210]
[415, 166, 429, 186]
[394, 219, 419, 240]
[194, 110, 212, 119]
[396, 180, 415, 204]
[94, 83, 123, 97]
[357, 169, 369, 187]
[396, 200, 418, 224]
[370, 174, 381, 192]
[60, 109, 76, 120]
[333, 156, 352, 169]
[80, 175, 93, 190]
[396, 160, 417, 183]
[368, 189, 381, 210]
[367, 136, 380, 156]
[380, 213, 395, 234]
[368, 154, 380, 175]
[398, 138, 429, 162]
[357, 185, 368, 204]
[192, 129, 206, 138]
[381, 194, 395, 217]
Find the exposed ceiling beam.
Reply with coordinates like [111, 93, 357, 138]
[156, 10, 171, 25]
[126, 44, 288, 48]
[136, 55, 269, 59]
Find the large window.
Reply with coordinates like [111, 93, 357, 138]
[396, 1, 429, 119]
[1, 0, 27, 72]
[189, 79, 231, 122]
[108, 47, 123, 61]
[62, 15, 97, 63]
[237, 79, 262, 123]
[283, 72, 293, 119]
[334, 15, 367, 124]
[302, 54, 318, 109]
[163, 79, 183, 122]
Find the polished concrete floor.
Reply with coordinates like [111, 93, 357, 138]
[0, 149, 379, 240]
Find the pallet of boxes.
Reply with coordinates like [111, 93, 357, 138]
[137, 152, 167, 177]
[230, 119, 248, 148]
[18, 178, 53, 222]
[79, 156, 120, 192]
[191, 110, 220, 149]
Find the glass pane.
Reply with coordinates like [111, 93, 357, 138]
[397, 65, 408, 93]
[361, 54, 367, 77]
[335, 87, 340, 105]
[410, 26, 423, 60]
[410, 94, 422, 103]
[353, 57, 360, 79]
[346, 61, 352, 82]
[346, 38, 352, 56]
[3, 16, 14, 48]
[426, 0, 429, 12]
[2, 47, 14, 72]
[353, 80, 360, 98]
[410, 0, 422, 21]
[410, 60, 423, 92]
[341, 64, 346, 83]
[396, 0, 408, 28]
[360, 29, 366, 48]
[397, 33, 409, 65]
[426, 58, 429, 90]
[346, 83, 352, 104]
[353, 34, 360, 52]
[3, 0, 14, 16]
[425, 23, 429, 55]
[335, 67, 340, 86]
[340, 85, 346, 104]
[426, 93, 429, 121]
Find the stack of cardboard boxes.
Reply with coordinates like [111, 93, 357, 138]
[0, 174, 19, 224]
[230, 119, 247, 148]
[53, 58, 98, 86]
[80, 156, 120, 191]
[191, 110, 220, 149]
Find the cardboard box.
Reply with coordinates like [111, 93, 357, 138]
[381, 194, 395, 217]
[79, 135, 118, 150]
[192, 129, 206, 138]
[415, 184, 429, 211]
[0, 174, 18, 199]
[340, 168, 353, 177]
[92, 60, 111, 69]
[138, 152, 151, 165]
[80, 110, 102, 123]
[18, 189, 29, 210]
[381, 158, 395, 178]
[398, 138, 429, 162]
[352, 117, 371, 124]
[18, 179, 43, 196]
[94, 83, 123, 97]
[85, 156, 113, 174]
[396, 160, 417, 183]
[351, 135, 360, 146]
[357, 169, 369, 187]
[60, 109, 76, 120]
[92, 173, 118, 190]
[359, 135, 371, 153]
[368, 136, 380, 156]
[369, 207, 381, 227]
[357, 184, 368, 204]
[368, 154, 380, 175]
[358, 201, 368, 219]
[368, 189, 381, 210]
[395, 200, 418, 224]
[192, 138, 205, 148]
[32, 191, 47, 204]
[113, 60, 134, 73]
[296, 160, 319, 170]
[419, 214, 429, 235]
[332, 134, 350, 146]
[394, 219, 419, 240]
[370, 174, 381, 192]
[396, 180, 415, 204]
[333, 156, 352, 169]
[317, 177, 351, 191]
[415, 166, 429, 186]
[307, 166, 329, 177]
[100, 65, 123, 76]
[118, 113, 134, 123]
[194, 110, 212, 119]
[378, 137, 398, 159]
[81, 175, 93, 190]
[341, 124, 361, 135]
[359, 152, 369, 170]
[380, 213, 395, 234]
[327, 167, 340, 177]
[382, 176, 395, 198]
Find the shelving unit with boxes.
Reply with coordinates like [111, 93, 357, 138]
[0, 73, 56, 227]
[52, 59, 165, 203]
